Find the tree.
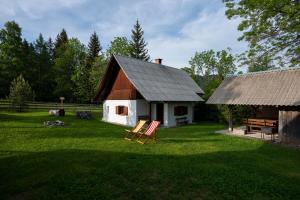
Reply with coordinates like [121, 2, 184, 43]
[89, 55, 107, 101]
[244, 53, 276, 72]
[72, 32, 102, 103]
[187, 49, 236, 99]
[46, 37, 55, 61]
[54, 29, 68, 54]
[0, 21, 24, 98]
[21, 39, 36, 86]
[187, 49, 236, 123]
[33, 33, 55, 101]
[106, 37, 131, 58]
[54, 38, 86, 102]
[224, 0, 300, 67]
[189, 49, 236, 80]
[9, 75, 35, 112]
[130, 20, 150, 61]
[87, 32, 101, 65]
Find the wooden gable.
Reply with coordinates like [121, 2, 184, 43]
[107, 67, 138, 100]
[95, 57, 143, 101]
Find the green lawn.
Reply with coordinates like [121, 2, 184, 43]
[0, 112, 300, 200]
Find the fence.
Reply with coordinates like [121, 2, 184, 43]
[0, 100, 102, 112]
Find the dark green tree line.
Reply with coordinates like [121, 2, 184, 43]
[0, 20, 151, 103]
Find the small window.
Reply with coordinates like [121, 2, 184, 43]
[116, 105, 128, 116]
[174, 106, 188, 116]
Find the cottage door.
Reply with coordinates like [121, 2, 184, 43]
[156, 103, 164, 125]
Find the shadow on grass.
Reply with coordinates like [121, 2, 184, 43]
[0, 145, 300, 200]
[161, 138, 223, 143]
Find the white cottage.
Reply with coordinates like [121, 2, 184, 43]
[95, 55, 204, 127]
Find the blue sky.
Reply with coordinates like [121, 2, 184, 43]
[0, 0, 247, 68]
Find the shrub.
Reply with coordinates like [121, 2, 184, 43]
[9, 75, 35, 112]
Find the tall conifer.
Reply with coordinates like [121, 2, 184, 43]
[130, 20, 150, 61]
[87, 32, 101, 65]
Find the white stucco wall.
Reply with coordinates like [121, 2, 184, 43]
[102, 100, 194, 127]
[103, 100, 137, 126]
[103, 99, 150, 127]
[149, 102, 194, 127]
[166, 102, 194, 127]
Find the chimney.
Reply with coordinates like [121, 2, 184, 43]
[154, 58, 162, 64]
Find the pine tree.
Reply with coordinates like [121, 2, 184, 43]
[130, 20, 150, 61]
[54, 28, 68, 51]
[54, 38, 86, 102]
[46, 37, 54, 62]
[9, 74, 35, 112]
[0, 21, 24, 98]
[33, 33, 55, 101]
[87, 32, 101, 65]
[21, 39, 36, 92]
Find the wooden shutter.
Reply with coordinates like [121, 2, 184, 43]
[124, 106, 128, 116]
[115, 106, 119, 114]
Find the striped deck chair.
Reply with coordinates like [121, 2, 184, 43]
[124, 120, 147, 141]
[136, 121, 160, 144]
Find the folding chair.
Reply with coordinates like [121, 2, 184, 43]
[136, 121, 160, 144]
[124, 120, 147, 141]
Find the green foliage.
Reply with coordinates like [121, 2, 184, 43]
[32, 34, 56, 101]
[54, 38, 86, 102]
[54, 29, 68, 51]
[246, 54, 276, 72]
[72, 32, 104, 103]
[188, 49, 236, 82]
[0, 21, 24, 98]
[186, 49, 236, 122]
[8, 75, 35, 112]
[0, 21, 109, 103]
[87, 32, 101, 65]
[106, 37, 131, 58]
[89, 56, 107, 100]
[224, 0, 300, 67]
[130, 20, 150, 61]
[181, 66, 201, 86]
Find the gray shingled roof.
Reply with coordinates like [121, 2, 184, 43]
[114, 55, 204, 102]
[207, 67, 300, 106]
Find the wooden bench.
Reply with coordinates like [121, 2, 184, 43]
[242, 118, 278, 140]
[138, 115, 150, 122]
[176, 117, 189, 125]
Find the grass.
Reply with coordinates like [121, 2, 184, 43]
[0, 111, 300, 200]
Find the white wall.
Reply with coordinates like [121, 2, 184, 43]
[102, 100, 194, 127]
[150, 102, 194, 127]
[103, 100, 137, 126]
[166, 102, 194, 127]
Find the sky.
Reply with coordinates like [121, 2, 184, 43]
[0, 0, 247, 68]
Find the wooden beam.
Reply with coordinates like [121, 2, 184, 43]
[228, 105, 233, 132]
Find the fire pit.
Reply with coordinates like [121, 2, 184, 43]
[44, 120, 64, 127]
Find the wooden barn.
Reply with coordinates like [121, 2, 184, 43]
[95, 55, 204, 127]
[207, 67, 300, 144]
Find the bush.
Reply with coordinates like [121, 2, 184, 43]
[9, 75, 35, 112]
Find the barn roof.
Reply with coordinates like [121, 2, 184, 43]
[207, 67, 300, 106]
[96, 55, 204, 102]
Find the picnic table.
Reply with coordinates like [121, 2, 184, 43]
[242, 118, 278, 140]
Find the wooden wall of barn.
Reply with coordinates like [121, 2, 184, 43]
[278, 108, 300, 144]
